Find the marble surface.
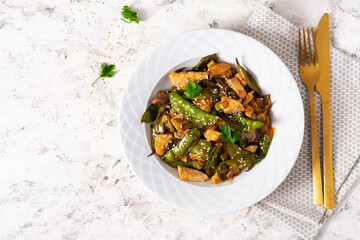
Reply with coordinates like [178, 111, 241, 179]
[0, 0, 359, 239]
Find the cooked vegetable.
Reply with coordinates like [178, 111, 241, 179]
[235, 58, 261, 94]
[141, 104, 163, 123]
[204, 147, 221, 176]
[169, 91, 219, 126]
[214, 78, 238, 99]
[164, 159, 194, 168]
[225, 142, 257, 168]
[257, 134, 270, 158]
[152, 103, 170, 124]
[178, 165, 209, 182]
[121, 5, 139, 24]
[151, 91, 169, 105]
[169, 72, 209, 89]
[163, 128, 200, 162]
[92, 63, 115, 86]
[191, 53, 218, 71]
[233, 115, 264, 132]
[151, 117, 166, 149]
[191, 139, 213, 162]
[216, 162, 229, 181]
[141, 56, 273, 184]
[227, 166, 241, 181]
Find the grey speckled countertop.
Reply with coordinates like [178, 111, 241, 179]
[0, 0, 359, 239]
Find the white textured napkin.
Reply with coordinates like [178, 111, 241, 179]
[242, 5, 360, 240]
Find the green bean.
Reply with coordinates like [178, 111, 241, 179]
[216, 162, 229, 181]
[163, 128, 200, 162]
[169, 91, 219, 126]
[257, 134, 270, 158]
[141, 104, 163, 123]
[225, 142, 258, 168]
[204, 147, 221, 176]
[191, 53, 218, 71]
[164, 159, 194, 168]
[151, 117, 165, 149]
[193, 160, 206, 170]
[162, 115, 176, 133]
[191, 139, 213, 161]
[214, 77, 237, 99]
[235, 58, 261, 94]
[233, 115, 264, 132]
[152, 103, 170, 125]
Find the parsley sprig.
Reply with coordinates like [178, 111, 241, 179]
[220, 124, 241, 143]
[184, 82, 202, 99]
[121, 5, 139, 24]
[91, 63, 115, 86]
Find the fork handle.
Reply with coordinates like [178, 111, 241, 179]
[308, 88, 324, 206]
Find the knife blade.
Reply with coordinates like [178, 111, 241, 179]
[315, 13, 334, 209]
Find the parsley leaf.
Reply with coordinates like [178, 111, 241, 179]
[91, 63, 115, 86]
[121, 5, 139, 24]
[184, 82, 202, 99]
[220, 124, 242, 143]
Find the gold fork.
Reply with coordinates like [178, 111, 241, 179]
[299, 27, 323, 206]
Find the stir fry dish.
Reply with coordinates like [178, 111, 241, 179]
[141, 54, 274, 184]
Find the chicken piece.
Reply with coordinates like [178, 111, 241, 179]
[210, 172, 223, 184]
[181, 155, 190, 162]
[243, 90, 254, 106]
[244, 105, 255, 119]
[227, 166, 241, 181]
[151, 91, 169, 105]
[175, 129, 190, 139]
[215, 119, 226, 127]
[217, 96, 244, 113]
[208, 63, 232, 79]
[155, 134, 173, 155]
[178, 165, 209, 182]
[225, 77, 246, 99]
[203, 125, 222, 142]
[189, 152, 205, 162]
[169, 71, 209, 89]
[193, 98, 214, 112]
[168, 108, 178, 118]
[245, 145, 258, 153]
[235, 72, 247, 87]
[170, 114, 193, 133]
[241, 130, 259, 142]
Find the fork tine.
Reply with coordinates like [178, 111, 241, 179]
[298, 28, 302, 66]
[307, 27, 313, 65]
[303, 28, 308, 66]
[311, 27, 318, 65]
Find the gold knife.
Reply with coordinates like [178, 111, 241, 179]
[315, 13, 335, 209]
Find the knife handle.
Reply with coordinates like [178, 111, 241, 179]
[308, 88, 324, 206]
[322, 100, 335, 209]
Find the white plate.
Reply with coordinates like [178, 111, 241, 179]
[119, 29, 304, 214]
